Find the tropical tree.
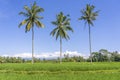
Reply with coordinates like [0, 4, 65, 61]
[92, 52, 99, 62]
[50, 12, 73, 63]
[78, 4, 99, 63]
[18, 2, 44, 64]
[99, 49, 111, 62]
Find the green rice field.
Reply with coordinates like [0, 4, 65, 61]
[0, 62, 120, 80]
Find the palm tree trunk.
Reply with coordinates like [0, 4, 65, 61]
[32, 26, 34, 64]
[60, 36, 62, 64]
[88, 24, 92, 63]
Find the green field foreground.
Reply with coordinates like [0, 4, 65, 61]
[0, 62, 120, 80]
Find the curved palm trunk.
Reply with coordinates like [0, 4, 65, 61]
[89, 24, 92, 63]
[32, 26, 34, 64]
[60, 36, 62, 64]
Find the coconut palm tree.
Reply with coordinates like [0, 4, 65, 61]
[50, 12, 73, 63]
[78, 4, 99, 63]
[18, 2, 44, 64]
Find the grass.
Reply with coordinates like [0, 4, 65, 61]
[0, 62, 120, 80]
[0, 72, 120, 80]
[0, 62, 120, 71]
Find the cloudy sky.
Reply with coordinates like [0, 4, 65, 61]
[0, 0, 120, 58]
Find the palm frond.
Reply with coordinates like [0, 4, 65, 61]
[19, 12, 29, 17]
[35, 20, 44, 28]
[59, 29, 66, 38]
[35, 15, 43, 19]
[79, 4, 99, 27]
[24, 6, 31, 15]
[63, 16, 67, 22]
[33, 1, 37, 7]
[63, 18, 70, 25]
[78, 16, 87, 20]
[50, 27, 58, 36]
[65, 34, 70, 40]
[93, 10, 99, 16]
[88, 20, 94, 26]
[90, 5, 95, 11]
[61, 30, 70, 40]
[51, 21, 58, 26]
[58, 13, 63, 24]
[18, 19, 29, 28]
[81, 9, 86, 15]
[31, 2, 37, 11]
[65, 26, 74, 32]
[25, 21, 32, 32]
[51, 12, 73, 41]
[19, 2, 44, 32]
[36, 8, 44, 13]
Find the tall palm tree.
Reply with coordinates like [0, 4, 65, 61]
[50, 12, 73, 63]
[78, 4, 99, 63]
[18, 2, 44, 64]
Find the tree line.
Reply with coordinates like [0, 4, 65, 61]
[0, 49, 120, 63]
[91, 49, 120, 62]
[62, 49, 120, 62]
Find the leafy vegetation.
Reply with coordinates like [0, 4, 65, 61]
[0, 49, 120, 63]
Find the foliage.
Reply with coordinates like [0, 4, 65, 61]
[50, 12, 73, 40]
[19, 2, 44, 32]
[91, 49, 120, 62]
[63, 55, 85, 62]
[0, 57, 23, 63]
[78, 4, 99, 26]
[0, 49, 120, 63]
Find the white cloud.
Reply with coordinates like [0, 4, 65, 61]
[1, 51, 89, 59]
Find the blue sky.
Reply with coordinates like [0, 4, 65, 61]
[0, 0, 120, 57]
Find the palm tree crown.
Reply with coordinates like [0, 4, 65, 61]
[79, 4, 99, 26]
[50, 12, 73, 40]
[19, 2, 44, 32]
